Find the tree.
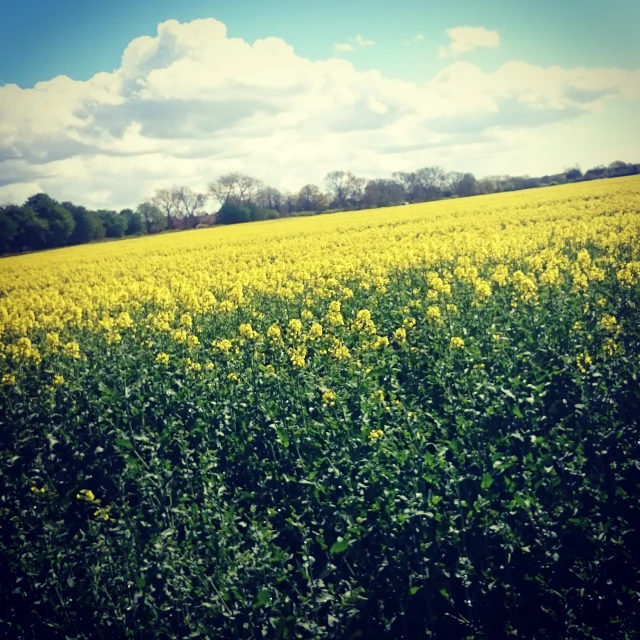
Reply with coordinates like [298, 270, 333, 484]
[564, 166, 582, 181]
[120, 208, 144, 235]
[325, 171, 366, 209]
[137, 202, 167, 234]
[391, 171, 418, 202]
[296, 184, 329, 212]
[152, 188, 180, 229]
[4, 204, 50, 252]
[174, 186, 207, 229]
[0, 206, 18, 254]
[452, 173, 478, 197]
[256, 187, 283, 212]
[98, 210, 127, 238]
[216, 202, 251, 225]
[208, 173, 263, 208]
[63, 202, 106, 244]
[25, 193, 75, 248]
[363, 179, 406, 208]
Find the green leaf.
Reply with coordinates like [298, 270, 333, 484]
[276, 428, 289, 449]
[255, 589, 271, 607]
[330, 538, 349, 554]
[481, 473, 494, 490]
[410, 586, 421, 595]
[114, 438, 134, 451]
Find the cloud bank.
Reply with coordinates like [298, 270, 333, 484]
[0, 18, 638, 209]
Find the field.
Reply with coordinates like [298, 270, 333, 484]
[1, 176, 640, 639]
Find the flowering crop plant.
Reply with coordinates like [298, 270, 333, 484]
[1, 177, 640, 639]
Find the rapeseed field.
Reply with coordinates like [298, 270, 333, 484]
[1, 177, 639, 639]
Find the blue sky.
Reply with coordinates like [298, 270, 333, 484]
[1, 0, 639, 208]
[3, 0, 640, 86]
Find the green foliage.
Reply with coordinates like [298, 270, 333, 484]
[217, 202, 252, 225]
[98, 210, 128, 238]
[0, 207, 18, 253]
[25, 193, 75, 248]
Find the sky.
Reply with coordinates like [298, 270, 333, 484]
[1, 0, 639, 209]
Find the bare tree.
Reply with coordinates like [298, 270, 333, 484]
[152, 188, 180, 229]
[208, 173, 264, 207]
[256, 186, 283, 212]
[296, 184, 329, 212]
[325, 171, 365, 209]
[345, 173, 366, 208]
[174, 186, 207, 229]
[325, 171, 350, 209]
[391, 171, 418, 202]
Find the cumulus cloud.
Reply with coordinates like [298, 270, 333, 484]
[439, 26, 500, 58]
[334, 34, 375, 52]
[0, 17, 638, 208]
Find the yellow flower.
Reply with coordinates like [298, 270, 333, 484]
[576, 352, 592, 374]
[393, 327, 407, 343]
[426, 305, 442, 321]
[600, 314, 618, 333]
[309, 322, 323, 339]
[287, 318, 303, 336]
[212, 338, 233, 352]
[322, 389, 337, 406]
[93, 507, 111, 521]
[45, 332, 60, 350]
[368, 429, 384, 441]
[106, 332, 122, 345]
[64, 341, 81, 359]
[52, 374, 65, 386]
[155, 352, 170, 365]
[239, 323, 258, 340]
[77, 489, 97, 502]
[1, 373, 16, 386]
[171, 329, 188, 344]
[602, 339, 619, 356]
[450, 336, 465, 349]
[289, 345, 307, 368]
[371, 336, 389, 350]
[267, 324, 282, 342]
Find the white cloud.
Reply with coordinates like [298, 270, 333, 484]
[0, 17, 638, 209]
[334, 34, 375, 52]
[439, 26, 500, 58]
[405, 34, 425, 46]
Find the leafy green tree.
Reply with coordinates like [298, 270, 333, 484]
[63, 202, 107, 244]
[0, 207, 18, 254]
[98, 210, 127, 238]
[216, 202, 251, 225]
[137, 202, 167, 234]
[6, 204, 50, 251]
[120, 208, 144, 235]
[25, 193, 75, 248]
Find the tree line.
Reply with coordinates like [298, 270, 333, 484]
[1, 160, 638, 256]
